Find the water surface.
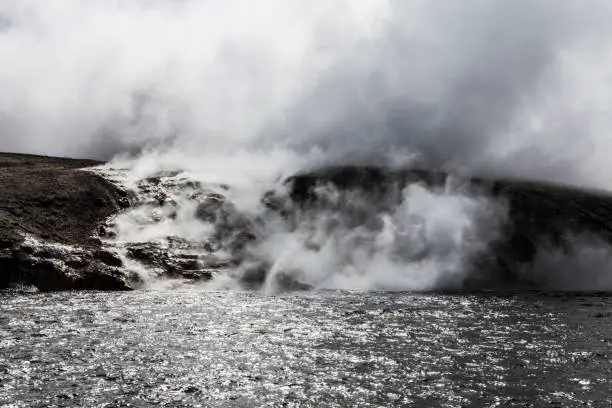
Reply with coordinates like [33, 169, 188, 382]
[1, 290, 611, 407]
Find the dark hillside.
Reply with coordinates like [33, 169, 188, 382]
[0, 153, 133, 291]
[0, 152, 128, 248]
[286, 166, 612, 287]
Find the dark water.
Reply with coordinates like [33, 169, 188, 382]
[1, 290, 611, 407]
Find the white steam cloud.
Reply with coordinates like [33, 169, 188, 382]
[256, 181, 507, 292]
[1, 1, 612, 188]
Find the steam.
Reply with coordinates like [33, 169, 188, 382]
[254, 180, 507, 292]
[520, 236, 612, 291]
[1, 1, 612, 188]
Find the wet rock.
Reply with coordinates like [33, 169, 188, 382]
[273, 270, 312, 291]
[0, 153, 140, 291]
[0, 249, 15, 288]
[2, 239, 139, 292]
[125, 243, 170, 276]
[125, 243, 163, 263]
[124, 241, 223, 281]
[144, 176, 162, 186]
[180, 270, 214, 281]
[194, 194, 255, 239]
[117, 196, 131, 208]
[194, 195, 231, 223]
[239, 262, 269, 285]
[229, 230, 258, 253]
[65, 256, 87, 269]
[179, 180, 202, 190]
[0, 237, 13, 249]
[94, 249, 123, 267]
[93, 170, 263, 286]
[175, 257, 200, 271]
[77, 265, 137, 291]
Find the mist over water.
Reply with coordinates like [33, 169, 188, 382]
[2, 1, 612, 291]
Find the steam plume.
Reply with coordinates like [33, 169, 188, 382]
[1, 1, 612, 188]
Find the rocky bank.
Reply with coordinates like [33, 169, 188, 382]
[284, 166, 612, 289]
[0, 153, 133, 290]
[2, 153, 612, 292]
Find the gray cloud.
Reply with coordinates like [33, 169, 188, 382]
[273, 1, 612, 182]
[1, 1, 612, 187]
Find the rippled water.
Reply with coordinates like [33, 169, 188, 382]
[1, 290, 612, 407]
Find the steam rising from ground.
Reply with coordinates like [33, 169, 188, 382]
[103, 167, 509, 292]
[3, 1, 612, 290]
[255, 181, 507, 292]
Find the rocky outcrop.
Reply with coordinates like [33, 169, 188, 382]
[3, 153, 612, 292]
[0, 153, 135, 291]
[284, 165, 612, 247]
[94, 169, 260, 286]
[0, 237, 137, 291]
[279, 165, 612, 288]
